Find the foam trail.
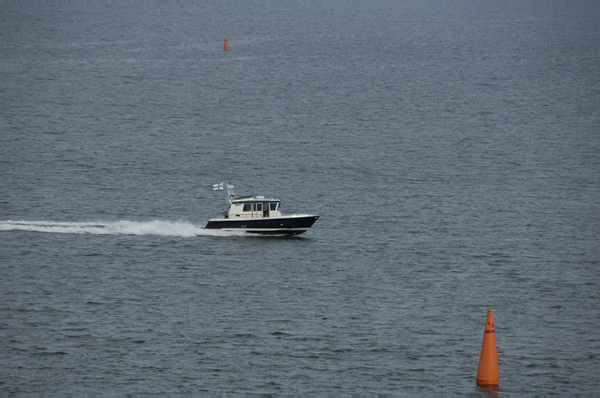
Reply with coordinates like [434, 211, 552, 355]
[0, 220, 245, 237]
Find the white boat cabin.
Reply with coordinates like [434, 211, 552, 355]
[226, 196, 282, 219]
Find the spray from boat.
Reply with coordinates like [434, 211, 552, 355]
[0, 220, 244, 237]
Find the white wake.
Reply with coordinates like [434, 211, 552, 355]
[0, 220, 245, 237]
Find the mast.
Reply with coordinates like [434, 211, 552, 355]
[225, 182, 235, 205]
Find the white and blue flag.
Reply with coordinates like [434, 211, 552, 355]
[213, 183, 224, 191]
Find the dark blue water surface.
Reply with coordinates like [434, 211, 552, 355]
[1, 1, 599, 394]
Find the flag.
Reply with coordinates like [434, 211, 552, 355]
[213, 183, 224, 191]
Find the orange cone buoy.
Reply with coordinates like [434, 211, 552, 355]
[224, 38, 229, 52]
[476, 310, 499, 386]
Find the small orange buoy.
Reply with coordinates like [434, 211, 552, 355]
[476, 310, 499, 386]
[224, 38, 229, 52]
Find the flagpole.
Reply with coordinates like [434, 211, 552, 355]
[226, 182, 235, 205]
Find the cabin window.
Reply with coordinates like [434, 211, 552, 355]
[270, 202, 278, 211]
[243, 203, 252, 212]
[255, 203, 262, 211]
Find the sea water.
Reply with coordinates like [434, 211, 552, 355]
[1, 1, 599, 394]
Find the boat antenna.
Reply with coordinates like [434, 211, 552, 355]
[226, 182, 235, 205]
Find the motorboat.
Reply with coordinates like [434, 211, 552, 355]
[205, 183, 319, 235]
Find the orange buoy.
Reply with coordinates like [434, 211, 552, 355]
[476, 310, 499, 386]
[224, 38, 229, 52]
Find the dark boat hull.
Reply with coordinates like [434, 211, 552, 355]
[205, 215, 319, 235]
